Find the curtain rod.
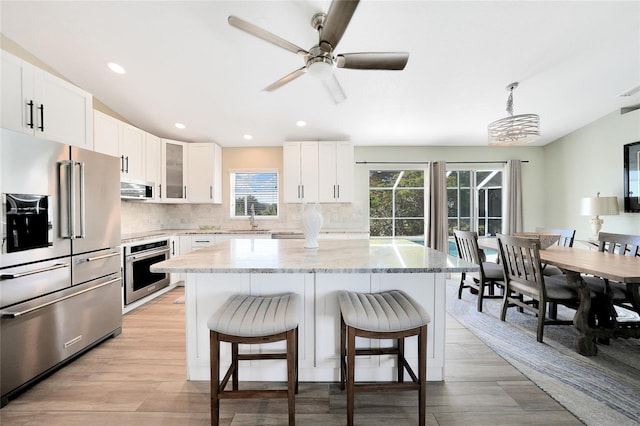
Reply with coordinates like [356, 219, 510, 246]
[356, 160, 529, 165]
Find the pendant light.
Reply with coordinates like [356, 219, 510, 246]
[488, 82, 540, 146]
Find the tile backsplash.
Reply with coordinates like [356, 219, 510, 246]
[120, 201, 367, 235]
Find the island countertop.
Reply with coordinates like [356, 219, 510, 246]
[151, 238, 478, 274]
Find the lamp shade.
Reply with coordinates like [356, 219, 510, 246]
[580, 195, 619, 216]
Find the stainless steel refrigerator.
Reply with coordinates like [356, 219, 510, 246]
[0, 128, 122, 406]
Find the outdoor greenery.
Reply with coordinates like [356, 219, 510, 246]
[369, 170, 425, 237]
[235, 195, 277, 216]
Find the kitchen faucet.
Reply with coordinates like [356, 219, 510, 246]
[249, 204, 258, 230]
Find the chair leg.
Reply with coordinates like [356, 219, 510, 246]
[397, 337, 404, 383]
[418, 325, 427, 426]
[346, 326, 356, 426]
[457, 273, 466, 299]
[340, 315, 346, 391]
[500, 291, 509, 321]
[537, 302, 546, 343]
[295, 327, 299, 394]
[210, 331, 220, 426]
[287, 329, 296, 426]
[232, 342, 239, 390]
[477, 280, 484, 312]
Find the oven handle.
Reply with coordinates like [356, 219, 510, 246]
[1, 277, 121, 318]
[79, 252, 120, 262]
[0, 262, 69, 280]
[126, 247, 170, 262]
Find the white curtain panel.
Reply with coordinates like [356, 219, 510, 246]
[427, 160, 449, 252]
[504, 159, 523, 235]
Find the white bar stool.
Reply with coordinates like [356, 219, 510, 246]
[337, 290, 431, 426]
[208, 293, 300, 426]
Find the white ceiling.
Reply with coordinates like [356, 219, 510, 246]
[1, 1, 639, 147]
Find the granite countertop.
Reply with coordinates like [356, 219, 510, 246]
[150, 238, 478, 274]
[121, 229, 369, 244]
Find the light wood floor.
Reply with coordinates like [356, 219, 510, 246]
[0, 287, 582, 425]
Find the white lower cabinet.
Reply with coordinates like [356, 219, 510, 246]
[169, 235, 182, 285]
[184, 270, 447, 382]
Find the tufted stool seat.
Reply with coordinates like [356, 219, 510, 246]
[208, 293, 300, 426]
[337, 290, 431, 426]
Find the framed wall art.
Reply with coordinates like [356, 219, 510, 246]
[624, 141, 640, 212]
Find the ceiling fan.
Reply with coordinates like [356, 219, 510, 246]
[228, 0, 409, 103]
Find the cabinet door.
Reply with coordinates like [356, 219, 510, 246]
[334, 142, 354, 202]
[283, 142, 318, 203]
[120, 124, 146, 181]
[299, 142, 319, 203]
[1, 51, 34, 135]
[145, 133, 162, 198]
[186, 143, 220, 203]
[161, 139, 186, 201]
[34, 68, 93, 149]
[169, 235, 182, 285]
[93, 110, 120, 157]
[318, 142, 353, 203]
[283, 143, 302, 203]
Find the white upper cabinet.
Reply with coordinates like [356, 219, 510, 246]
[318, 142, 354, 203]
[283, 142, 319, 203]
[93, 110, 120, 157]
[120, 123, 146, 182]
[161, 139, 187, 202]
[1, 50, 93, 149]
[145, 133, 162, 197]
[186, 143, 222, 204]
[283, 141, 353, 204]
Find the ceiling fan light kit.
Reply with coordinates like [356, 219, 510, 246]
[488, 82, 540, 146]
[228, 0, 408, 104]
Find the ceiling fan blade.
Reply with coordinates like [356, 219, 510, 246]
[228, 15, 308, 56]
[336, 52, 409, 70]
[264, 67, 307, 92]
[322, 74, 347, 104]
[319, 0, 359, 51]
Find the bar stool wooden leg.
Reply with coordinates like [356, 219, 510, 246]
[397, 337, 404, 383]
[231, 342, 239, 390]
[340, 315, 346, 391]
[418, 325, 427, 426]
[346, 325, 356, 426]
[286, 328, 296, 426]
[210, 330, 220, 426]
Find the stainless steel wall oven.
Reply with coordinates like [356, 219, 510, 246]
[123, 239, 170, 305]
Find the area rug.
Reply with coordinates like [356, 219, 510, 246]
[446, 278, 640, 426]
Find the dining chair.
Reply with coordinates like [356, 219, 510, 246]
[533, 227, 576, 276]
[582, 232, 640, 315]
[496, 234, 580, 343]
[453, 229, 504, 312]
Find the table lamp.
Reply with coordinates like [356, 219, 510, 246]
[580, 192, 619, 239]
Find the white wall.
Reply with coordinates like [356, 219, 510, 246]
[543, 109, 640, 240]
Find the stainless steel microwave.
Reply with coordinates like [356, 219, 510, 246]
[120, 181, 154, 200]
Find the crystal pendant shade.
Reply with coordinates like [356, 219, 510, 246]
[488, 82, 540, 146]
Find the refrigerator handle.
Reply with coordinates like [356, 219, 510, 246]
[59, 160, 74, 239]
[76, 161, 86, 239]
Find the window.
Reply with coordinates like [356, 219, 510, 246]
[230, 171, 279, 218]
[447, 169, 502, 237]
[369, 170, 425, 238]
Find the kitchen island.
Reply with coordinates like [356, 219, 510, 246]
[151, 238, 478, 382]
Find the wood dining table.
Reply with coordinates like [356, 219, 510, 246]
[478, 237, 640, 356]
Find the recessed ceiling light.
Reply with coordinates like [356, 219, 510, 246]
[243, 134, 253, 140]
[296, 120, 307, 127]
[175, 123, 186, 129]
[107, 62, 126, 74]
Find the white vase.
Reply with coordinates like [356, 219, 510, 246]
[301, 204, 323, 249]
